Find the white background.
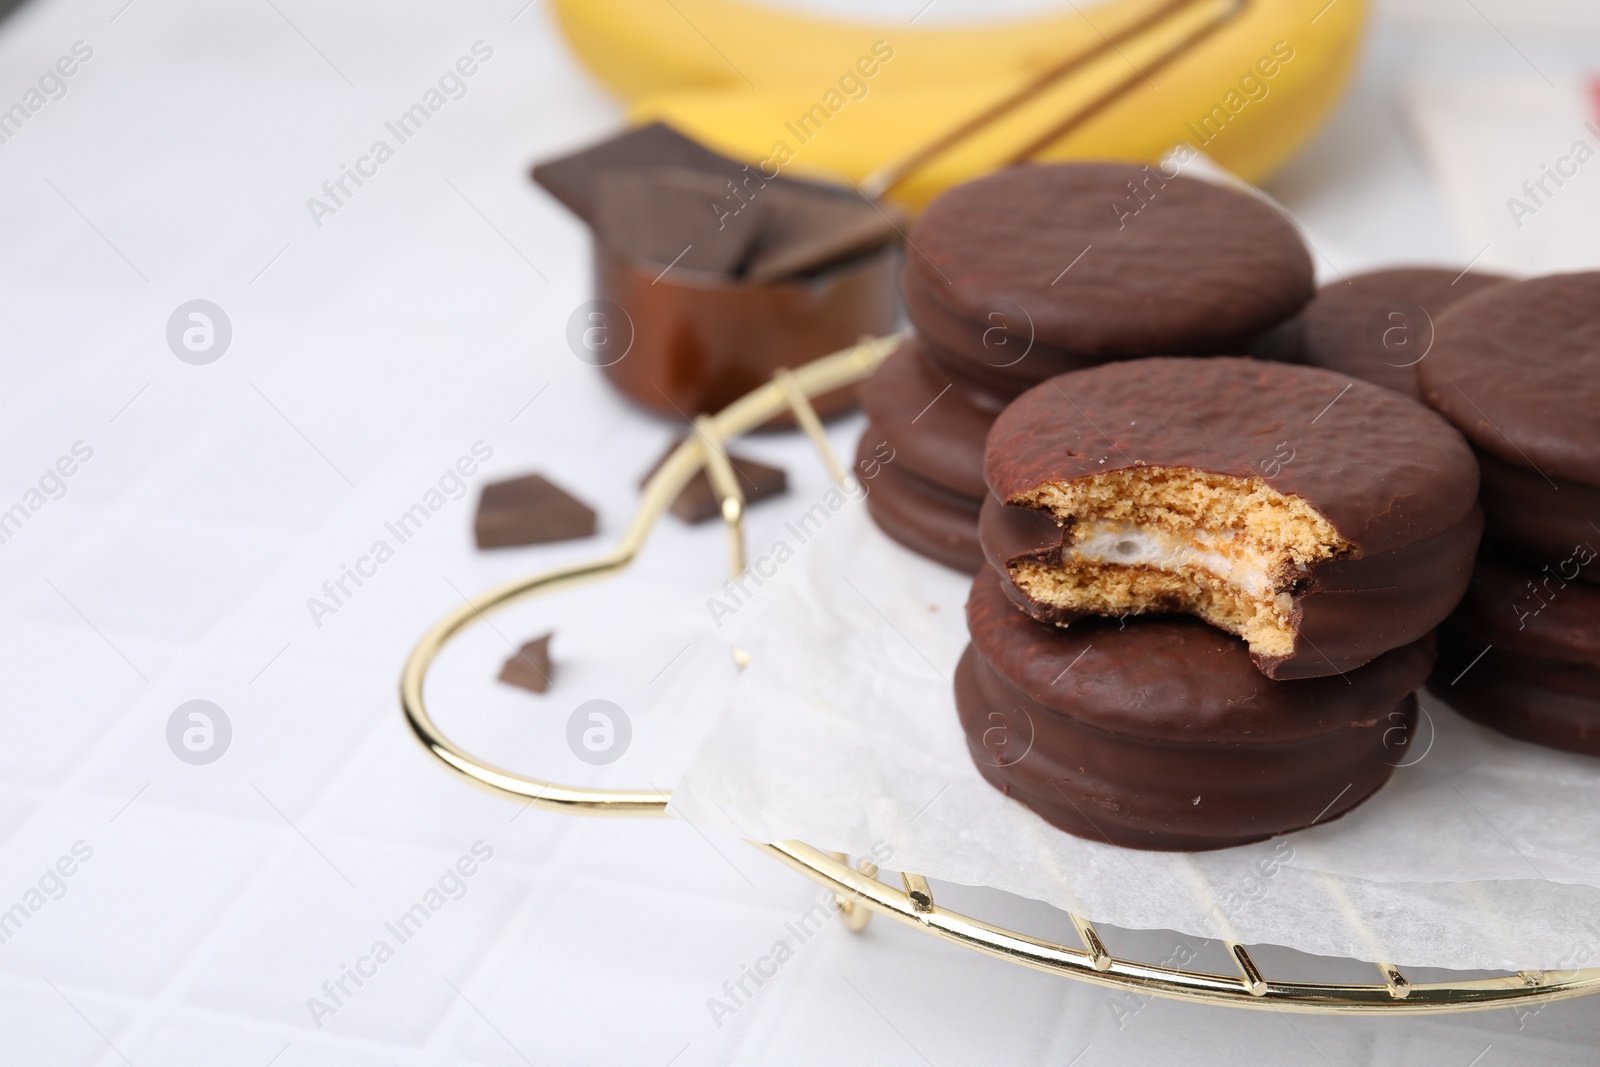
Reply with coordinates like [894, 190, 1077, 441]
[1, 0, 1598, 1063]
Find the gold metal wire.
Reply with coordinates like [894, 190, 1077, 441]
[400, 334, 1600, 1014]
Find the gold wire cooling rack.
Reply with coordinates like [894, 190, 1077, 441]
[402, 336, 1600, 1015]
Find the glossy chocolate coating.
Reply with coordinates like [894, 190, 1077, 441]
[1445, 549, 1600, 663]
[857, 431, 984, 574]
[987, 358, 1480, 553]
[1431, 621, 1600, 758]
[917, 335, 1034, 407]
[918, 314, 1309, 407]
[1475, 449, 1600, 585]
[1301, 267, 1507, 399]
[1420, 272, 1600, 487]
[858, 338, 993, 499]
[903, 163, 1312, 391]
[958, 568, 1431, 851]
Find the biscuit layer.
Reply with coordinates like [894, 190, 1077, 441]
[1009, 468, 1352, 658]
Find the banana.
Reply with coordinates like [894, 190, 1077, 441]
[551, 0, 1366, 205]
[548, 0, 1131, 102]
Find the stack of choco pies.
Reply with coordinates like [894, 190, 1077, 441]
[1415, 273, 1600, 757]
[960, 357, 1484, 851]
[1276, 267, 1600, 760]
[857, 160, 1312, 573]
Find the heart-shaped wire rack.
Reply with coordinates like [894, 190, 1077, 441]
[401, 335, 1600, 1014]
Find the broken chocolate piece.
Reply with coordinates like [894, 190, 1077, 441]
[533, 122, 898, 281]
[640, 439, 787, 523]
[474, 473, 597, 549]
[594, 166, 766, 274]
[744, 185, 903, 282]
[533, 123, 757, 225]
[498, 633, 553, 694]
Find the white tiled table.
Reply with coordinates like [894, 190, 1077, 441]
[3, 0, 1598, 1062]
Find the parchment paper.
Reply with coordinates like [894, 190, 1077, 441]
[671, 496, 1600, 971]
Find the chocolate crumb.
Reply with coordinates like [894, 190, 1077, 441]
[474, 473, 597, 549]
[498, 633, 553, 694]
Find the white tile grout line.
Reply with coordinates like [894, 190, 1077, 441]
[422, 861, 810, 1061]
[0, 380, 634, 1055]
[0, 30, 956, 1067]
[97, 707, 529, 1045]
[68, 774, 565, 1057]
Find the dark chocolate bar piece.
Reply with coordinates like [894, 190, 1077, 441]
[498, 633, 553, 694]
[533, 123, 755, 226]
[533, 122, 898, 281]
[594, 166, 766, 274]
[640, 440, 788, 523]
[745, 185, 902, 282]
[474, 473, 597, 549]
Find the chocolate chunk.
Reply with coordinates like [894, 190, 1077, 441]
[640, 440, 787, 523]
[744, 186, 903, 282]
[594, 166, 766, 274]
[474, 473, 597, 549]
[982, 357, 1482, 679]
[498, 633, 553, 694]
[533, 123, 749, 225]
[533, 122, 897, 281]
[960, 566, 1434, 851]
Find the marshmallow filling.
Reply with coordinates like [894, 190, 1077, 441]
[1008, 468, 1353, 658]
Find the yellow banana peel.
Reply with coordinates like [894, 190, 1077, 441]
[550, 0, 1366, 206]
[554, 0, 1216, 100]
